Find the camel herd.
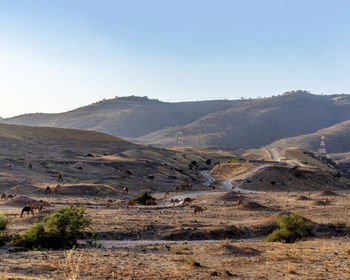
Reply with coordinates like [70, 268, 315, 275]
[0, 192, 53, 217]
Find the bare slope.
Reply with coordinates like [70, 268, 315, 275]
[137, 92, 350, 148]
[3, 92, 350, 150]
[2, 96, 238, 139]
[268, 119, 350, 154]
[0, 123, 226, 196]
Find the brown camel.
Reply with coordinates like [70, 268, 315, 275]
[75, 166, 83, 172]
[107, 199, 114, 206]
[145, 199, 157, 207]
[164, 192, 171, 198]
[57, 174, 63, 183]
[21, 206, 34, 217]
[193, 206, 207, 215]
[183, 197, 195, 204]
[170, 198, 180, 206]
[7, 194, 16, 200]
[45, 186, 52, 194]
[54, 185, 62, 194]
[126, 200, 137, 208]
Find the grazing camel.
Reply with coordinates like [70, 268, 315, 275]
[7, 194, 16, 200]
[53, 185, 62, 194]
[193, 206, 207, 215]
[113, 167, 119, 175]
[75, 166, 83, 172]
[126, 200, 137, 208]
[121, 187, 129, 193]
[107, 199, 114, 206]
[170, 198, 181, 206]
[21, 206, 34, 217]
[183, 197, 195, 204]
[45, 186, 52, 194]
[145, 199, 157, 207]
[181, 183, 193, 191]
[57, 174, 63, 183]
[1, 193, 7, 201]
[164, 192, 171, 198]
[30, 201, 41, 213]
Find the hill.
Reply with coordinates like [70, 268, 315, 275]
[0, 123, 230, 196]
[137, 91, 350, 148]
[2, 96, 238, 139]
[2, 91, 350, 150]
[268, 119, 350, 154]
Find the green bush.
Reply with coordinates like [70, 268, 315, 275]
[0, 214, 9, 246]
[227, 157, 243, 163]
[12, 206, 92, 250]
[132, 191, 154, 205]
[0, 214, 9, 233]
[265, 213, 314, 243]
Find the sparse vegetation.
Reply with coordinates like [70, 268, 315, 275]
[132, 191, 155, 205]
[0, 213, 9, 246]
[265, 213, 314, 243]
[11, 206, 92, 250]
[183, 257, 200, 267]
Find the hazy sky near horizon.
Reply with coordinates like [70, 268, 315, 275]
[1, 0, 350, 117]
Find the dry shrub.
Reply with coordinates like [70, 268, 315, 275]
[59, 249, 82, 280]
[287, 263, 296, 274]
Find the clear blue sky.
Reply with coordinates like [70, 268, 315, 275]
[1, 0, 350, 117]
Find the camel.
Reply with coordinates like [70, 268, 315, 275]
[57, 174, 63, 182]
[21, 206, 34, 217]
[1, 193, 7, 201]
[53, 185, 62, 194]
[107, 199, 114, 206]
[40, 200, 52, 209]
[45, 186, 52, 194]
[30, 201, 41, 213]
[170, 198, 181, 206]
[145, 199, 157, 207]
[113, 167, 118, 175]
[7, 194, 16, 200]
[126, 200, 137, 208]
[164, 192, 171, 198]
[75, 166, 83, 172]
[183, 197, 195, 204]
[193, 206, 207, 215]
[121, 187, 129, 193]
[181, 183, 193, 191]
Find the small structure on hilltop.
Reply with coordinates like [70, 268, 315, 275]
[318, 135, 327, 157]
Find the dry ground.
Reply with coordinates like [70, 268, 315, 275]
[1, 188, 350, 279]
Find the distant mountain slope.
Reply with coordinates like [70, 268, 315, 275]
[2, 96, 238, 138]
[2, 92, 350, 150]
[267, 119, 350, 154]
[137, 92, 350, 148]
